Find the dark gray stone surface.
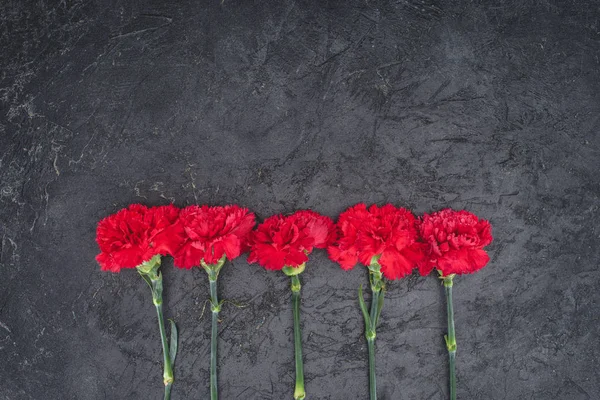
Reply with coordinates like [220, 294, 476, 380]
[1, 0, 599, 399]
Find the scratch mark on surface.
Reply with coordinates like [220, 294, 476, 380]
[109, 15, 173, 40]
[69, 131, 97, 166]
[29, 211, 38, 233]
[53, 154, 60, 176]
[0, 321, 11, 333]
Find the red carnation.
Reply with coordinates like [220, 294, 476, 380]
[419, 209, 493, 400]
[172, 204, 255, 399]
[247, 210, 335, 400]
[96, 204, 180, 272]
[248, 210, 336, 271]
[328, 203, 423, 398]
[173, 205, 256, 268]
[417, 209, 493, 277]
[328, 204, 423, 280]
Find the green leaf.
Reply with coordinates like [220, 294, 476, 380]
[169, 319, 178, 366]
[358, 285, 371, 328]
[374, 288, 385, 327]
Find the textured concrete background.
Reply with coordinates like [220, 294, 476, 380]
[1, 0, 599, 399]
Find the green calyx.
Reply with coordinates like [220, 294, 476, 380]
[440, 272, 455, 287]
[201, 254, 227, 282]
[290, 274, 302, 293]
[136, 254, 162, 276]
[282, 263, 306, 277]
[137, 255, 163, 305]
[201, 255, 227, 314]
[368, 256, 384, 293]
[367, 255, 381, 273]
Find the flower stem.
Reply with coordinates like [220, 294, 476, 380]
[291, 275, 306, 400]
[366, 286, 382, 400]
[137, 261, 176, 400]
[209, 277, 220, 400]
[443, 275, 457, 400]
[364, 257, 384, 400]
[154, 302, 174, 399]
[201, 256, 226, 400]
[164, 383, 172, 400]
[137, 258, 177, 399]
[367, 337, 377, 400]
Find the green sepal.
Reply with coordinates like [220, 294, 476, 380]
[283, 263, 306, 276]
[368, 256, 384, 293]
[139, 272, 153, 289]
[154, 272, 164, 291]
[290, 274, 302, 293]
[136, 254, 161, 275]
[169, 319, 178, 366]
[201, 254, 227, 281]
[442, 274, 456, 287]
[151, 272, 164, 305]
[367, 255, 381, 273]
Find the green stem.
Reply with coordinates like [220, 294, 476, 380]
[444, 275, 457, 400]
[449, 351, 456, 400]
[291, 275, 305, 400]
[155, 303, 174, 394]
[138, 257, 175, 400]
[365, 260, 384, 400]
[367, 287, 380, 400]
[209, 277, 219, 400]
[367, 338, 377, 400]
[164, 383, 172, 400]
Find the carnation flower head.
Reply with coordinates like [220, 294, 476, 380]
[417, 208, 493, 277]
[173, 205, 256, 268]
[248, 210, 336, 271]
[291, 210, 337, 249]
[328, 203, 423, 280]
[96, 204, 180, 272]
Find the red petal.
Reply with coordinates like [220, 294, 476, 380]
[285, 249, 309, 268]
[328, 245, 358, 270]
[468, 248, 490, 272]
[221, 235, 242, 261]
[174, 245, 204, 269]
[379, 249, 414, 280]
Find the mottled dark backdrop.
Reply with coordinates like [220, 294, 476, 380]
[1, 0, 599, 399]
